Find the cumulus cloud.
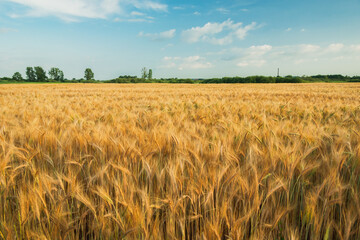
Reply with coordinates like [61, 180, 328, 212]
[247, 45, 273, 57]
[161, 56, 212, 70]
[210, 42, 360, 69]
[299, 44, 321, 53]
[139, 29, 176, 41]
[234, 45, 272, 67]
[325, 43, 344, 53]
[182, 19, 257, 45]
[350, 44, 360, 51]
[6, 0, 167, 21]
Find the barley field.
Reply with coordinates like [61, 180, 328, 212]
[0, 83, 360, 239]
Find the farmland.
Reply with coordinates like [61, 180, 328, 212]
[0, 83, 360, 239]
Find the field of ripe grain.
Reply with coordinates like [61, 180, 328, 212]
[0, 83, 360, 239]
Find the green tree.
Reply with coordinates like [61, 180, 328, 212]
[12, 72, 23, 82]
[26, 67, 36, 82]
[84, 68, 94, 80]
[49, 68, 64, 82]
[34, 66, 47, 82]
[141, 67, 148, 79]
[148, 69, 153, 80]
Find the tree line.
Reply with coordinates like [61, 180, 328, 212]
[8, 67, 96, 82]
[1, 66, 360, 83]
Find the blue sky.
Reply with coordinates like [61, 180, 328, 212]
[0, 0, 360, 79]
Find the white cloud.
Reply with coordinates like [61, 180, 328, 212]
[350, 44, 360, 51]
[182, 19, 257, 45]
[237, 62, 249, 67]
[216, 8, 230, 14]
[161, 56, 212, 70]
[325, 43, 344, 53]
[247, 45, 273, 56]
[131, 11, 145, 16]
[299, 44, 321, 53]
[193, 11, 200, 15]
[207, 35, 233, 45]
[207, 44, 272, 64]
[233, 45, 272, 68]
[130, 0, 167, 12]
[331, 56, 345, 61]
[285, 28, 292, 32]
[161, 43, 174, 51]
[6, 0, 167, 20]
[182, 21, 227, 43]
[139, 29, 176, 41]
[115, 18, 152, 23]
[233, 22, 257, 40]
[212, 42, 360, 70]
[114, 10, 154, 22]
[7, 0, 120, 19]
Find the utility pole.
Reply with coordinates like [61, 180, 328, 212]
[277, 68, 280, 77]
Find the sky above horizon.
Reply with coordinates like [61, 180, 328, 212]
[1, 0, 360, 79]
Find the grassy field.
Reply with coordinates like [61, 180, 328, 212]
[0, 83, 360, 239]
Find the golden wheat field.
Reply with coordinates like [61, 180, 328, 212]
[0, 83, 360, 239]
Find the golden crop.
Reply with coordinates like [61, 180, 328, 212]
[0, 83, 359, 239]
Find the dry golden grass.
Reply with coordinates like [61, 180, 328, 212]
[0, 83, 360, 239]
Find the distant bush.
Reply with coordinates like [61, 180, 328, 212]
[348, 79, 360, 82]
[276, 77, 303, 83]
